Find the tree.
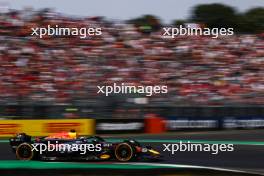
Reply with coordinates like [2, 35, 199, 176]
[235, 14, 252, 33]
[128, 15, 161, 32]
[244, 8, 264, 33]
[191, 3, 237, 28]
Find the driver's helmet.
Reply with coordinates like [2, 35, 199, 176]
[68, 129, 77, 139]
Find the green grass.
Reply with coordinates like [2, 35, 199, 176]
[0, 160, 171, 169]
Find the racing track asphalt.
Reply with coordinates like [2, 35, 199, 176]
[0, 129, 263, 174]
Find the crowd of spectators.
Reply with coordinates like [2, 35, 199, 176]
[0, 8, 264, 106]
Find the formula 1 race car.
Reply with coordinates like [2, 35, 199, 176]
[9, 132, 161, 162]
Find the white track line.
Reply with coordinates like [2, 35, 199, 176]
[118, 162, 263, 175]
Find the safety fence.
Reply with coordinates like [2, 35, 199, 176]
[1, 105, 264, 119]
[1, 116, 264, 137]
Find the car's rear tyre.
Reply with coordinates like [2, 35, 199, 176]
[114, 143, 134, 162]
[16, 143, 34, 160]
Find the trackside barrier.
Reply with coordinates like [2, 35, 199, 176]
[164, 117, 264, 131]
[96, 119, 144, 134]
[223, 117, 264, 129]
[0, 119, 95, 137]
[94, 117, 264, 135]
[144, 114, 165, 134]
[1, 117, 264, 138]
[165, 118, 220, 131]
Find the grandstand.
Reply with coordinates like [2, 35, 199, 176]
[0, 8, 264, 118]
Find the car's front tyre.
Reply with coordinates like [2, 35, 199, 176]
[114, 143, 134, 162]
[16, 143, 34, 160]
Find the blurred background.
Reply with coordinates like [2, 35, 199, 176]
[0, 0, 263, 120]
[0, 1, 264, 174]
